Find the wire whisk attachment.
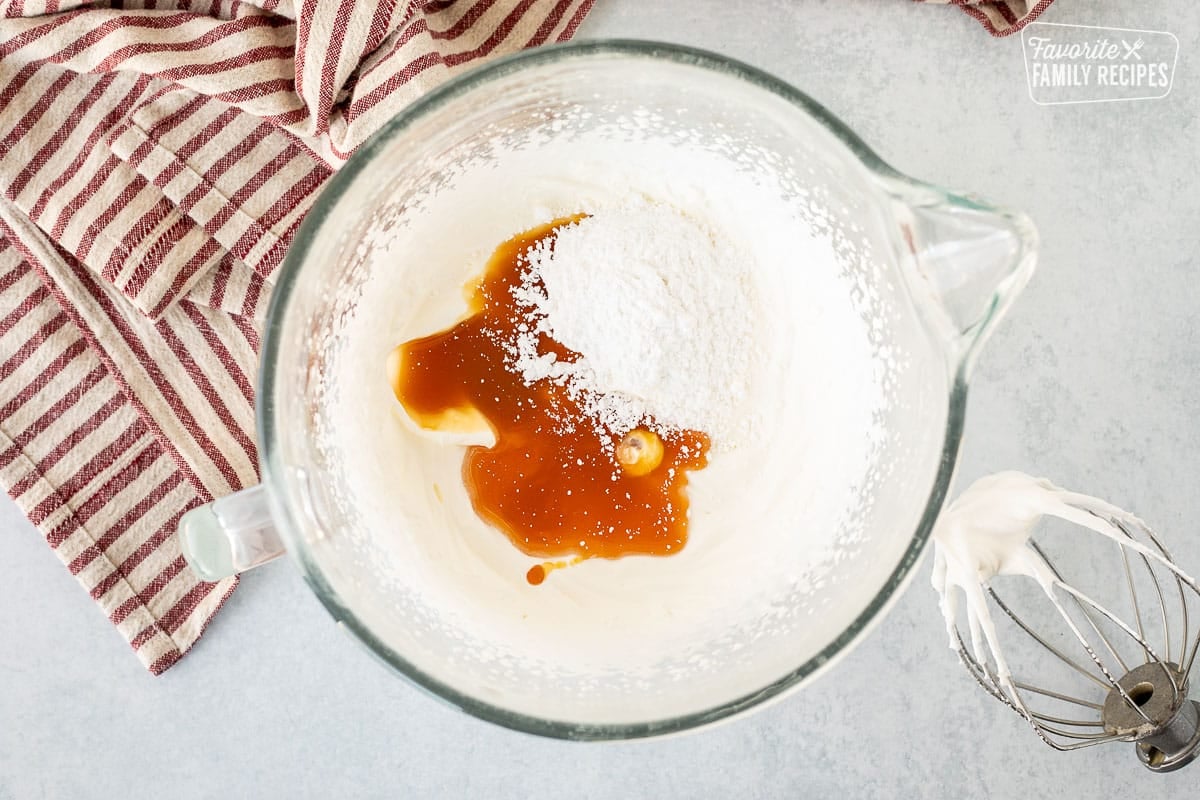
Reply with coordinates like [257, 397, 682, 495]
[933, 472, 1200, 772]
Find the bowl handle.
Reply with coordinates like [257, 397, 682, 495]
[178, 484, 284, 581]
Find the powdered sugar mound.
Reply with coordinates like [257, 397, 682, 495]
[508, 201, 758, 447]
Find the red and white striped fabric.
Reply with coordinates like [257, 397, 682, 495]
[0, 0, 1045, 675]
[0, 0, 593, 674]
[919, 0, 1055, 36]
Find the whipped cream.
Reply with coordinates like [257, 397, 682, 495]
[932, 471, 1193, 699]
[311, 121, 903, 715]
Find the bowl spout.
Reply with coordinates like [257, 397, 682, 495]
[898, 192, 1038, 375]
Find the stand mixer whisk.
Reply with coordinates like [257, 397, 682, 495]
[933, 472, 1200, 772]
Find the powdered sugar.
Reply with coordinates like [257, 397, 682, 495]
[502, 201, 758, 448]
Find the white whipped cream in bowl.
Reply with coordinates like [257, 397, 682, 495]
[249, 40, 1035, 737]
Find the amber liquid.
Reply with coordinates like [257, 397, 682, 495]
[389, 217, 710, 580]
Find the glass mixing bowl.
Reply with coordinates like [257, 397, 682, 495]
[180, 40, 1036, 739]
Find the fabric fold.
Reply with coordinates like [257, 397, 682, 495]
[0, 0, 594, 672]
[0, 210, 237, 675]
[916, 0, 1055, 37]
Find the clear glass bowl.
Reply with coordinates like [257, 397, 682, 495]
[250, 40, 1035, 739]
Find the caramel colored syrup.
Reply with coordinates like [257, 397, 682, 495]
[388, 217, 710, 583]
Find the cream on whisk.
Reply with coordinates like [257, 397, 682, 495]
[932, 471, 1193, 695]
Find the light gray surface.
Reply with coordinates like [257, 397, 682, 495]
[2, 1, 1198, 797]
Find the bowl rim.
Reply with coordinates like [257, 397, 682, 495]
[258, 38, 963, 740]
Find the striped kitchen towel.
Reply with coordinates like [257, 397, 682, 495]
[0, 0, 1042, 677]
[919, 0, 1055, 36]
[0, 0, 593, 674]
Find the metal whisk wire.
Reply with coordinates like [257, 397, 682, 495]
[937, 477, 1200, 772]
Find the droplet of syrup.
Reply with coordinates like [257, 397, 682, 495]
[526, 564, 547, 585]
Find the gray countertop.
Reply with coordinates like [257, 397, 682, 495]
[3, 1, 1198, 797]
